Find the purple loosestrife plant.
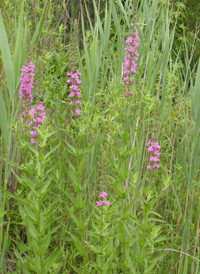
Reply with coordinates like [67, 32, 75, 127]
[29, 104, 46, 144]
[19, 62, 35, 117]
[67, 70, 82, 115]
[19, 63, 46, 146]
[123, 31, 140, 98]
[96, 191, 110, 207]
[147, 139, 161, 170]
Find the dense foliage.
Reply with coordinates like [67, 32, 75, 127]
[0, 0, 200, 273]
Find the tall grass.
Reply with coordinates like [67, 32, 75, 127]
[0, 0, 200, 273]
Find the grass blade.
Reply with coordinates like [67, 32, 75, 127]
[0, 10, 15, 99]
[0, 88, 9, 146]
[31, 0, 48, 49]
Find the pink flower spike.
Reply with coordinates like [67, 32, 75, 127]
[31, 139, 36, 144]
[147, 165, 152, 170]
[104, 200, 110, 206]
[153, 163, 160, 169]
[69, 101, 74, 105]
[99, 191, 108, 198]
[75, 109, 81, 115]
[67, 79, 71, 83]
[96, 200, 104, 207]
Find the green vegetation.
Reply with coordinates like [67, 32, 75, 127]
[0, 0, 200, 273]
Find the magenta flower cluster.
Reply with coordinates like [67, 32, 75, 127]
[67, 70, 82, 115]
[96, 191, 110, 207]
[147, 139, 161, 170]
[19, 62, 35, 117]
[124, 31, 140, 97]
[19, 62, 46, 145]
[28, 104, 46, 144]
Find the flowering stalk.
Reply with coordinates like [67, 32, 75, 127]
[19, 62, 46, 146]
[67, 70, 82, 115]
[29, 104, 46, 144]
[123, 31, 140, 98]
[19, 62, 35, 118]
[96, 191, 110, 273]
[147, 139, 161, 170]
[96, 191, 110, 207]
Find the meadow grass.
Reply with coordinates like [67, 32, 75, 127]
[0, 0, 200, 273]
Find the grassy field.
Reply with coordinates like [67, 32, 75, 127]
[0, 0, 200, 273]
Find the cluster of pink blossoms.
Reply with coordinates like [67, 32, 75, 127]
[124, 31, 140, 97]
[96, 191, 110, 207]
[67, 70, 82, 115]
[19, 62, 35, 117]
[28, 104, 46, 144]
[19, 62, 46, 145]
[147, 139, 161, 170]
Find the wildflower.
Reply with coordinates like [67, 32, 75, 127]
[19, 63, 46, 146]
[126, 37, 133, 43]
[123, 31, 140, 98]
[147, 138, 161, 170]
[29, 103, 46, 144]
[96, 201, 104, 207]
[29, 108, 36, 117]
[37, 104, 45, 111]
[153, 163, 160, 169]
[19, 62, 35, 117]
[75, 109, 81, 115]
[99, 191, 108, 198]
[67, 70, 82, 115]
[104, 200, 110, 206]
[148, 146, 154, 152]
[147, 139, 151, 146]
[30, 130, 37, 136]
[96, 191, 110, 207]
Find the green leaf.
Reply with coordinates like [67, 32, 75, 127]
[44, 247, 63, 273]
[143, 254, 163, 274]
[67, 232, 84, 256]
[41, 178, 52, 194]
[123, 200, 135, 219]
